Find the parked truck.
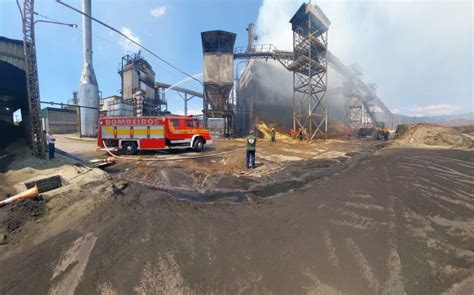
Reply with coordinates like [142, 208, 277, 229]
[97, 116, 212, 154]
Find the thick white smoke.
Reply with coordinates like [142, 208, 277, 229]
[254, 0, 473, 115]
[255, 0, 300, 50]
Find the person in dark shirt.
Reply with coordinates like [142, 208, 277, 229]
[46, 131, 56, 159]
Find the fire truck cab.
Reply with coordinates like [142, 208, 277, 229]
[98, 116, 212, 154]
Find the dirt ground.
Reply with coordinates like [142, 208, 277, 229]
[0, 130, 473, 294]
[105, 137, 376, 199]
[0, 140, 115, 259]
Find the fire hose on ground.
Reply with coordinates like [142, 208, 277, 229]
[102, 140, 247, 161]
[0, 186, 39, 207]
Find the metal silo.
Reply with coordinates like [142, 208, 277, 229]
[201, 30, 236, 135]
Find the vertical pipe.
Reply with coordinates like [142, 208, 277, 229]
[247, 23, 254, 52]
[121, 56, 124, 99]
[308, 16, 312, 139]
[79, 0, 99, 137]
[184, 93, 188, 116]
[72, 91, 78, 104]
[78, 106, 81, 138]
[203, 88, 207, 128]
[324, 31, 328, 141]
[82, 0, 92, 65]
[292, 30, 296, 133]
[293, 72, 296, 132]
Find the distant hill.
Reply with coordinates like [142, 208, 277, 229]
[395, 112, 473, 127]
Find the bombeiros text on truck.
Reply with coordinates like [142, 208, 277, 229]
[97, 115, 213, 154]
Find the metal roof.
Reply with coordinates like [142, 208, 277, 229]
[201, 31, 236, 54]
[41, 107, 77, 118]
[289, 2, 331, 35]
[0, 36, 23, 45]
[0, 36, 26, 71]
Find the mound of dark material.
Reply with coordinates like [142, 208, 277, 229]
[0, 121, 22, 149]
[0, 198, 46, 233]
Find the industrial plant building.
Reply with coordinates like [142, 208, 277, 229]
[100, 53, 168, 117]
[40, 107, 77, 134]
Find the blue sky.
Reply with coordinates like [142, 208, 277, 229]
[1, 0, 472, 117]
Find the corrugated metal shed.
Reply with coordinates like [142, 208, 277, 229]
[41, 107, 78, 134]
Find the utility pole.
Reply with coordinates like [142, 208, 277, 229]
[20, 0, 77, 158]
[22, 0, 45, 158]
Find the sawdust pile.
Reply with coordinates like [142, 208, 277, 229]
[396, 124, 473, 149]
[256, 123, 291, 141]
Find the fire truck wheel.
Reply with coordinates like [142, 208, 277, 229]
[193, 138, 205, 152]
[122, 142, 138, 155]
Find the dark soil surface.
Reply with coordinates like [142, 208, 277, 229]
[0, 145, 472, 294]
[1, 198, 46, 233]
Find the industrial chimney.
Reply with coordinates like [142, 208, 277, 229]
[79, 0, 99, 137]
[246, 23, 255, 53]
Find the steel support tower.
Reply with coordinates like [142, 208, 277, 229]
[344, 80, 364, 130]
[288, 3, 331, 140]
[22, 0, 45, 158]
[233, 3, 398, 135]
[343, 64, 363, 130]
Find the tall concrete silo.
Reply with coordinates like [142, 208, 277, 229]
[201, 31, 236, 134]
[79, 0, 99, 137]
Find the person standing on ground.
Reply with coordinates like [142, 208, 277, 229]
[46, 131, 56, 159]
[246, 130, 257, 169]
[271, 127, 276, 142]
[346, 129, 352, 141]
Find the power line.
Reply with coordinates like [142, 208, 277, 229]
[33, 10, 61, 22]
[29, 8, 192, 95]
[71, 25, 183, 83]
[36, 9, 188, 87]
[15, 0, 23, 19]
[56, 0, 202, 86]
[34, 11, 137, 57]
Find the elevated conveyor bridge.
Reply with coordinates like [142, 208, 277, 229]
[234, 44, 397, 129]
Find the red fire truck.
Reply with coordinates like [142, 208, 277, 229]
[97, 116, 213, 154]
